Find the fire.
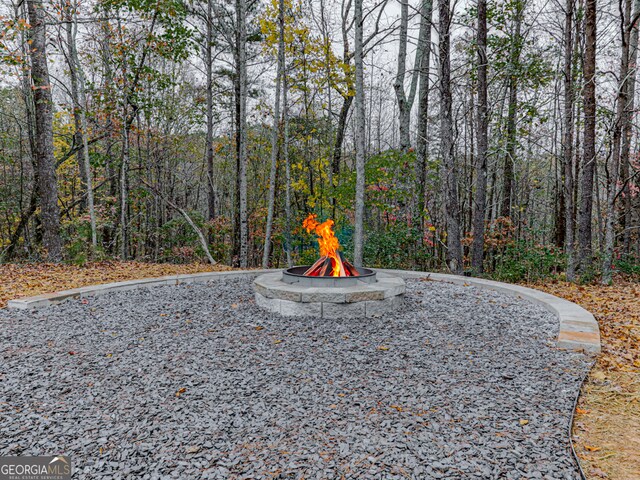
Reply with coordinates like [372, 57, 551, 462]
[302, 214, 357, 277]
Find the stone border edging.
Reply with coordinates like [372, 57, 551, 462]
[378, 269, 601, 354]
[6, 270, 280, 310]
[7, 268, 600, 353]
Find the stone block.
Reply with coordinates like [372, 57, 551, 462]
[322, 301, 365, 319]
[255, 292, 281, 314]
[365, 295, 404, 318]
[345, 288, 384, 302]
[280, 299, 322, 317]
[300, 288, 346, 303]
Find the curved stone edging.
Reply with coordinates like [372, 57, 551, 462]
[378, 269, 601, 354]
[6, 270, 280, 310]
[6, 268, 600, 353]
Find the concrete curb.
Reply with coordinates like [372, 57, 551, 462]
[6, 270, 280, 310]
[378, 269, 601, 354]
[6, 268, 600, 354]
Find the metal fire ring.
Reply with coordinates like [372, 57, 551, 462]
[282, 266, 378, 287]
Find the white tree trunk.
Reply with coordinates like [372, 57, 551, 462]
[353, 0, 366, 267]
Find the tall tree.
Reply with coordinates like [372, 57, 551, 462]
[234, 0, 249, 267]
[620, 0, 640, 253]
[563, 0, 576, 281]
[64, 0, 97, 249]
[577, 0, 597, 274]
[204, 0, 216, 229]
[27, 0, 62, 261]
[353, 0, 366, 266]
[500, 0, 524, 218]
[471, 0, 488, 273]
[438, 0, 463, 273]
[262, 0, 285, 268]
[415, 0, 433, 233]
[393, 0, 420, 152]
[603, 0, 632, 283]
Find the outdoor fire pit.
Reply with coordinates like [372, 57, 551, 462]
[254, 215, 405, 318]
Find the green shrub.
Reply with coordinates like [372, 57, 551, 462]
[490, 241, 565, 283]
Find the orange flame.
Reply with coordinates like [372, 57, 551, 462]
[303, 214, 342, 277]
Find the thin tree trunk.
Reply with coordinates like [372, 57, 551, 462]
[500, 2, 523, 218]
[577, 0, 597, 273]
[394, 0, 421, 152]
[620, 0, 640, 253]
[471, 0, 488, 273]
[564, 0, 576, 280]
[121, 117, 130, 259]
[205, 0, 216, 228]
[353, 0, 366, 267]
[439, 0, 463, 273]
[603, 0, 631, 284]
[283, 63, 292, 267]
[140, 179, 217, 265]
[235, 0, 249, 267]
[262, 0, 285, 268]
[27, 0, 62, 261]
[65, 1, 97, 249]
[415, 0, 433, 234]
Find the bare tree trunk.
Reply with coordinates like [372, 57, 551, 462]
[439, 0, 463, 273]
[415, 0, 433, 235]
[27, 0, 62, 261]
[205, 0, 216, 228]
[394, 0, 421, 152]
[620, 0, 640, 253]
[65, 1, 97, 250]
[471, 0, 488, 273]
[263, 0, 285, 268]
[577, 0, 597, 274]
[235, 0, 249, 267]
[332, 95, 353, 179]
[500, 2, 523, 219]
[603, 0, 631, 284]
[353, 0, 366, 267]
[564, 0, 576, 281]
[121, 116, 130, 259]
[283, 63, 292, 267]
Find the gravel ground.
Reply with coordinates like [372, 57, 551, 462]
[0, 278, 590, 479]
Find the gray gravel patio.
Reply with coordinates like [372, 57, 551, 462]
[0, 277, 590, 479]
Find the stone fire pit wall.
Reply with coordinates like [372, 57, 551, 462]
[253, 271, 405, 319]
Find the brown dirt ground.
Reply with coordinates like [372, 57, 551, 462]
[0, 261, 230, 308]
[525, 278, 640, 479]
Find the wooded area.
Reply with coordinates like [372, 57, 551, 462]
[1, 0, 639, 284]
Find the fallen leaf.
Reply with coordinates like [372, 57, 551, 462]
[175, 387, 187, 397]
[377, 345, 390, 351]
[519, 419, 529, 426]
[584, 445, 602, 452]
